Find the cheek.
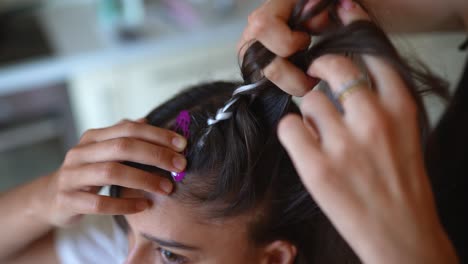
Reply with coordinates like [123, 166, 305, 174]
[205, 239, 262, 264]
[217, 251, 261, 264]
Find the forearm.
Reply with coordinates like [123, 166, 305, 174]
[0, 174, 55, 261]
[361, 0, 466, 32]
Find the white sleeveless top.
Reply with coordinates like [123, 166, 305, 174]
[54, 215, 128, 264]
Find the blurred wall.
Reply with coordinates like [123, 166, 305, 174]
[393, 33, 467, 125]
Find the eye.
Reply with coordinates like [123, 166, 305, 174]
[159, 248, 188, 264]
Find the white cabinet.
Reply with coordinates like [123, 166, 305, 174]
[69, 67, 121, 135]
[69, 42, 241, 134]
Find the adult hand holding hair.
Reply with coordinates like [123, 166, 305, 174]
[0, 119, 186, 262]
[238, 0, 327, 96]
[269, 1, 459, 263]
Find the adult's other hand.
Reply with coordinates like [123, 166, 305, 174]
[278, 1, 458, 263]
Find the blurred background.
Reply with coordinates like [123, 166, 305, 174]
[0, 0, 466, 192]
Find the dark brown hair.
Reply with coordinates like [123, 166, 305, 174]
[112, 1, 449, 263]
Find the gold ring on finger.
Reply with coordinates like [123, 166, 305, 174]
[335, 75, 368, 104]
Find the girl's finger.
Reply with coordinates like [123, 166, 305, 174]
[79, 121, 187, 152]
[264, 57, 319, 96]
[63, 192, 150, 215]
[63, 162, 173, 194]
[65, 138, 187, 173]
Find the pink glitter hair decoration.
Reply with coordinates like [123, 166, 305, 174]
[171, 110, 191, 182]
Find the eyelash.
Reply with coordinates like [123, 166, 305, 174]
[157, 247, 188, 264]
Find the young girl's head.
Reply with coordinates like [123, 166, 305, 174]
[112, 1, 449, 263]
[114, 81, 357, 264]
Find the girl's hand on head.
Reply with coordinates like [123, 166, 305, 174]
[278, 1, 458, 264]
[39, 119, 187, 227]
[238, 0, 329, 96]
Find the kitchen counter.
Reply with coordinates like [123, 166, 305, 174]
[0, 18, 246, 96]
[0, 1, 252, 95]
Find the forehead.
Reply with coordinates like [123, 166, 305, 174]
[122, 188, 251, 251]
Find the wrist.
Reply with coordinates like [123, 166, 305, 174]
[355, 223, 458, 264]
[25, 173, 57, 228]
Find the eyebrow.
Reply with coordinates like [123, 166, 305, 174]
[141, 233, 200, 251]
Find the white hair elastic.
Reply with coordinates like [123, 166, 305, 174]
[207, 79, 266, 126]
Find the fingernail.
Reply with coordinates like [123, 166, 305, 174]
[160, 178, 173, 194]
[304, 0, 320, 12]
[340, 0, 355, 10]
[137, 200, 149, 211]
[172, 137, 187, 150]
[173, 156, 187, 171]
